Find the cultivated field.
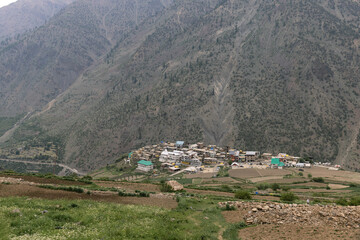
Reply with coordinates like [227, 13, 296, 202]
[1, 166, 360, 239]
[229, 168, 292, 179]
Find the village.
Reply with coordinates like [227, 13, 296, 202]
[129, 141, 338, 174]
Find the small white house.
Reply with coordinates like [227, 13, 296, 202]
[296, 163, 305, 168]
[304, 163, 311, 168]
[159, 149, 170, 162]
[137, 160, 153, 172]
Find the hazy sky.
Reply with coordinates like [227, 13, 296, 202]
[0, 0, 18, 8]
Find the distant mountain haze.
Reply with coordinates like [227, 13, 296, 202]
[0, 0, 18, 8]
[0, 0, 360, 173]
[0, 0, 75, 40]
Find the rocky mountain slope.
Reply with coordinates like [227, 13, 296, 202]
[1, 0, 360, 172]
[0, 0, 75, 41]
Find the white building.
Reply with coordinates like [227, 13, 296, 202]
[159, 149, 186, 163]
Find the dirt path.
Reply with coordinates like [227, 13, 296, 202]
[216, 223, 225, 240]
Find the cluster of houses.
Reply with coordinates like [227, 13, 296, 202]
[130, 141, 313, 173]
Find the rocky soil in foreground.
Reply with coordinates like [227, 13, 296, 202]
[219, 201, 360, 229]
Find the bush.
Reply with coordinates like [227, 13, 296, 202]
[160, 183, 173, 192]
[298, 172, 303, 177]
[326, 185, 331, 190]
[38, 185, 84, 193]
[349, 183, 358, 188]
[280, 192, 298, 202]
[271, 183, 280, 191]
[118, 191, 136, 197]
[307, 174, 312, 178]
[256, 183, 269, 190]
[139, 191, 150, 197]
[223, 204, 236, 211]
[313, 177, 325, 183]
[281, 186, 290, 191]
[235, 190, 252, 200]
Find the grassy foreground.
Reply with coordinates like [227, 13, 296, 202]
[0, 196, 241, 240]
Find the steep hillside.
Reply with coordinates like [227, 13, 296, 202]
[0, 0, 75, 41]
[4, 0, 360, 172]
[0, 0, 169, 116]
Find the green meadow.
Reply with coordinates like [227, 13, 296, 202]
[0, 196, 243, 240]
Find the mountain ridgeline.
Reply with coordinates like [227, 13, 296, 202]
[1, 0, 360, 172]
[0, 0, 75, 41]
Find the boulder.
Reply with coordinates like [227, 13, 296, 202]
[166, 181, 184, 191]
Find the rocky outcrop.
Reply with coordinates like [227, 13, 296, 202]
[218, 201, 360, 229]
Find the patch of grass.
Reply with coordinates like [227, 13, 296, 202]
[336, 197, 360, 206]
[222, 222, 247, 239]
[176, 178, 193, 185]
[192, 178, 202, 184]
[220, 184, 233, 192]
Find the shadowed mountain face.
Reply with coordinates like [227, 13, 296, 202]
[0, 0, 75, 41]
[1, 0, 360, 172]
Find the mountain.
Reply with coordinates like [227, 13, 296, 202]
[1, 0, 360, 172]
[0, 0, 75, 41]
[0, 0, 169, 117]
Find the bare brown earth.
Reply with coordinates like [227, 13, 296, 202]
[184, 188, 235, 197]
[238, 225, 360, 240]
[95, 181, 161, 192]
[184, 172, 214, 178]
[290, 189, 351, 193]
[289, 182, 327, 187]
[222, 209, 248, 223]
[0, 184, 177, 209]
